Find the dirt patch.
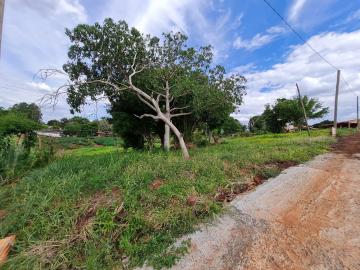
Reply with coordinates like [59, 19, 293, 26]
[75, 188, 123, 235]
[149, 179, 164, 190]
[186, 195, 198, 206]
[332, 132, 360, 155]
[215, 161, 297, 203]
[215, 183, 249, 202]
[0, 210, 6, 219]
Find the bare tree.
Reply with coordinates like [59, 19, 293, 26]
[39, 54, 192, 159]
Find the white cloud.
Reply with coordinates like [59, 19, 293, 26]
[2, 0, 87, 74]
[234, 30, 360, 125]
[0, 0, 89, 121]
[99, 0, 203, 36]
[288, 0, 307, 23]
[99, 0, 235, 60]
[233, 25, 286, 51]
[27, 82, 52, 92]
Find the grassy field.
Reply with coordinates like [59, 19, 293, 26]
[0, 129, 356, 269]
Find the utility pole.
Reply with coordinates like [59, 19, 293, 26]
[0, 0, 4, 58]
[357, 96, 359, 131]
[333, 70, 341, 137]
[296, 83, 310, 137]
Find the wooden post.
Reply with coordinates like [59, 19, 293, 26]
[333, 70, 341, 137]
[296, 83, 310, 137]
[357, 96, 359, 131]
[38, 135, 42, 150]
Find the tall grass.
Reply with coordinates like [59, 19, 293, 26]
[0, 136, 54, 184]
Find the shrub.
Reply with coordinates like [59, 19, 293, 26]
[0, 136, 54, 184]
[93, 137, 123, 147]
[192, 130, 209, 147]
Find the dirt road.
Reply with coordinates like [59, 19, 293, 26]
[172, 134, 360, 270]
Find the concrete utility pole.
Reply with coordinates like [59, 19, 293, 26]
[296, 83, 310, 137]
[333, 70, 341, 137]
[0, 0, 4, 58]
[357, 96, 359, 131]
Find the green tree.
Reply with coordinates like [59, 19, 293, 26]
[292, 96, 329, 130]
[94, 118, 112, 132]
[259, 96, 329, 133]
[9, 102, 42, 123]
[0, 113, 41, 136]
[220, 116, 245, 135]
[248, 115, 267, 133]
[59, 19, 246, 159]
[47, 119, 62, 129]
[63, 117, 97, 137]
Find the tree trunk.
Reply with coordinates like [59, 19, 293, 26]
[208, 129, 215, 144]
[177, 133, 189, 159]
[163, 81, 171, 151]
[164, 123, 170, 151]
[164, 117, 190, 159]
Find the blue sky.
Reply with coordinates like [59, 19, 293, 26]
[1, 0, 360, 124]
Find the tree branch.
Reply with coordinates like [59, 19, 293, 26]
[170, 112, 192, 118]
[137, 94, 157, 112]
[134, 113, 160, 120]
[170, 106, 189, 112]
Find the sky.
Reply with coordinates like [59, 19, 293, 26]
[1, 0, 360, 124]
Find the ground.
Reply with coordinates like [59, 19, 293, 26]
[166, 132, 360, 270]
[0, 129, 357, 269]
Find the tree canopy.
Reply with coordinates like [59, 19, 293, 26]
[9, 102, 42, 123]
[62, 117, 98, 137]
[0, 103, 43, 136]
[0, 112, 41, 136]
[251, 96, 329, 133]
[59, 18, 246, 158]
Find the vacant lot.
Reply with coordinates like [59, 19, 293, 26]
[0, 129, 355, 269]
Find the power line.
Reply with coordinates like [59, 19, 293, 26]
[261, 0, 339, 71]
[261, 0, 359, 99]
[340, 74, 359, 96]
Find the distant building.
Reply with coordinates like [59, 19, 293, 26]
[36, 129, 62, 138]
[322, 119, 359, 129]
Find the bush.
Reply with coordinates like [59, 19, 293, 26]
[0, 136, 54, 184]
[0, 137, 30, 184]
[0, 112, 41, 135]
[192, 130, 209, 147]
[93, 137, 123, 147]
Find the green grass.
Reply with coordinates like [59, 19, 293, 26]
[0, 129, 355, 269]
[46, 136, 123, 150]
[69, 146, 124, 157]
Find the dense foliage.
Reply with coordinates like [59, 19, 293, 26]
[250, 96, 329, 133]
[0, 112, 41, 136]
[62, 19, 246, 150]
[0, 103, 52, 184]
[7, 102, 42, 123]
[62, 117, 98, 137]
